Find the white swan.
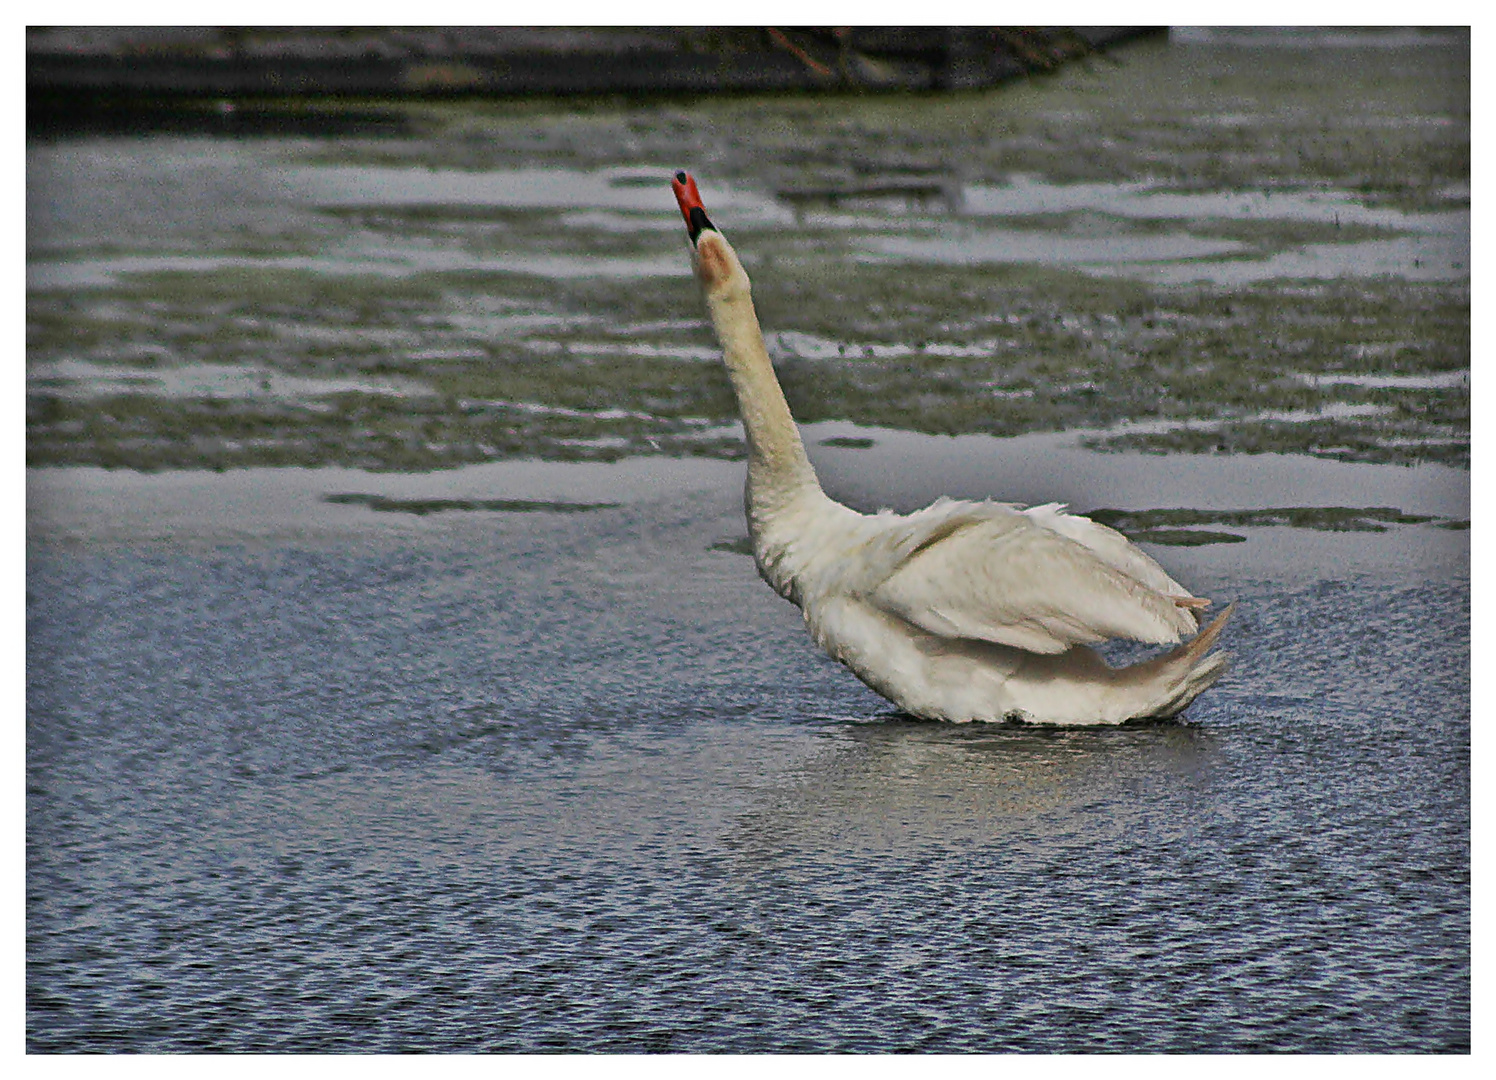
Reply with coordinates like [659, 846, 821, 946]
[671, 171, 1231, 725]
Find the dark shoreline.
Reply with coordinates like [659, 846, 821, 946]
[28, 26, 1163, 136]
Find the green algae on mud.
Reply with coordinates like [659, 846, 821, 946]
[323, 492, 620, 515]
[710, 537, 756, 556]
[26, 265, 1467, 471]
[1085, 419, 1469, 469]
[1087, 505, 1468, 546]
[710, 505, 1465, 553]
[1120, 528, 1247, 547]
[26, 31, 1467, 474]
[25, 392, 747, 472]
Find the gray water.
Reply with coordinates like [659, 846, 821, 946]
[26, 465, 1468, 1053]
[27, 27, 1468, 1054]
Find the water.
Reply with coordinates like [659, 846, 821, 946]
[27, 27, 1468, 1052]
[26, 465, 1468, 1053]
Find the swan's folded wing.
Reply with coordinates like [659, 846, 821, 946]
[866, 507, 1201, 655]
[1021, 502, 1197, 601]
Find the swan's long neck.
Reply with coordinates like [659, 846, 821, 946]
[694, 232, 822, 520]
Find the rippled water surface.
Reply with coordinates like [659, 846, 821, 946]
[27, 27, 1468, 1053]
[27, 451, 1469, 1053]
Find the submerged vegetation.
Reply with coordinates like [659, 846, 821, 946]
[27, 32, 1468, 473]
[711, 505, 1468, 553]
[323, 493, 620, 515]
[1087, 505, 1466, 546]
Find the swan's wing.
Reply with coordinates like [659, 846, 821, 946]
[1021, 502, 1199, 604]
[864, 501, 1201, 655]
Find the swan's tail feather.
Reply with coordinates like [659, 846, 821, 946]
[1140, 602, 1234, 719]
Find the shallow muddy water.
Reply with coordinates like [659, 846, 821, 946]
[27, 28, 1468, 1053]
[27, 28, 1469, 470]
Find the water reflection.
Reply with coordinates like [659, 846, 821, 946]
[726, 716, 1220, 860]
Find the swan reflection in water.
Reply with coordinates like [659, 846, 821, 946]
[720, 715, 1222, 864]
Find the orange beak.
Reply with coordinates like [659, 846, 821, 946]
[671, 171, 714, 242]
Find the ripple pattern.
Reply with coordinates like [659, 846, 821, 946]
[26, 517, 1469, 1052]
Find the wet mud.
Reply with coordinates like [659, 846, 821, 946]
[27, 31, 1468, 472]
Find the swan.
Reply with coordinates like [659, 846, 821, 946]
[670, 171, 1231, 725]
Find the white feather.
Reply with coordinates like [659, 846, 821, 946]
[677, 206, 1231, 725]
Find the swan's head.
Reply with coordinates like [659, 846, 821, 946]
[672, 170, 746, 295]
